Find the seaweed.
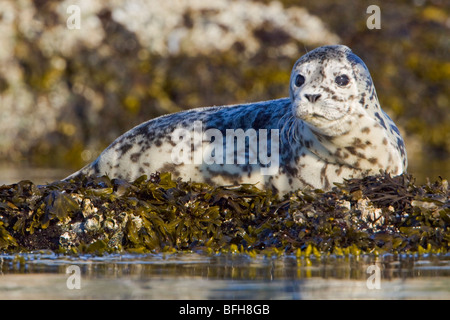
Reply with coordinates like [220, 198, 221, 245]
[0, 172, 448, 257]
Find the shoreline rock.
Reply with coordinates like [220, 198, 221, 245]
[0, 172, 448, 256]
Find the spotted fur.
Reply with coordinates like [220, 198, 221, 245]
[65, 45, 407, 194]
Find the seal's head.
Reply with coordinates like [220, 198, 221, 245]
[289, 45, 375, 136]
[288, 45, 407, 176]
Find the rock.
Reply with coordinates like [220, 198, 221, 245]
[2, 172, 447, 255]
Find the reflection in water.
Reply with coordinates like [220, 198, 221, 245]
[1, 252, 449, 299]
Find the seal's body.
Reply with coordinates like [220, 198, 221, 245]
[66, 45, 407, 194]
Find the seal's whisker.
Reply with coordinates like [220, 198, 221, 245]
[281, 117, 290, 145]
[292, 118, 301, 143]
[284, 116, 295, 146]
[279, 113, 292, 142]
[278, 112, 290, 131]
[286, 116, 297, 147]
[290, 121, 297, 144]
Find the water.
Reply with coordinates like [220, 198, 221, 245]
[0, 167, 71, 185]
[1, 252, 449, 299]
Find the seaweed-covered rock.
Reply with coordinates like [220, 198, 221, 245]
[0, 172, 448, 256]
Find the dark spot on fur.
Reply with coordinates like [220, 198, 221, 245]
[334, 148, 342, 158]
[117, 142, 133, 155]
[374, 112, 386, 129]
[359, 93, 365, 105]
[130, 153, 140, 163]
[345, 146, 357, 155]
[92, 159, 100, 173]
[159, 163, 181, 177]
[397, 137, 406, 157]
[391, 124, 400, 135]
[320, 163, 330, 190]
[305, 140, 312, 148]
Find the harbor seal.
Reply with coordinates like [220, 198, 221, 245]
[65, 45, 407, 194]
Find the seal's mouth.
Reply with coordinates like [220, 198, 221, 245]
[307, 112, 328, 120]
[294, 102, 348, 123]
[292, 100, 353, 138]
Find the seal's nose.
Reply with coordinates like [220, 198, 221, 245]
[304, 94, 321, 103]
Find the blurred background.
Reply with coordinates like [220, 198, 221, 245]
[0, 0, 448, 185]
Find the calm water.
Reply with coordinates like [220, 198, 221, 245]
[1, 252, 449, 299]
[1, 168, 449, 300]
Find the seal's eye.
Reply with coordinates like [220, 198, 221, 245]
[335, 74, 350, 86]
[295, 74, 305, 87]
